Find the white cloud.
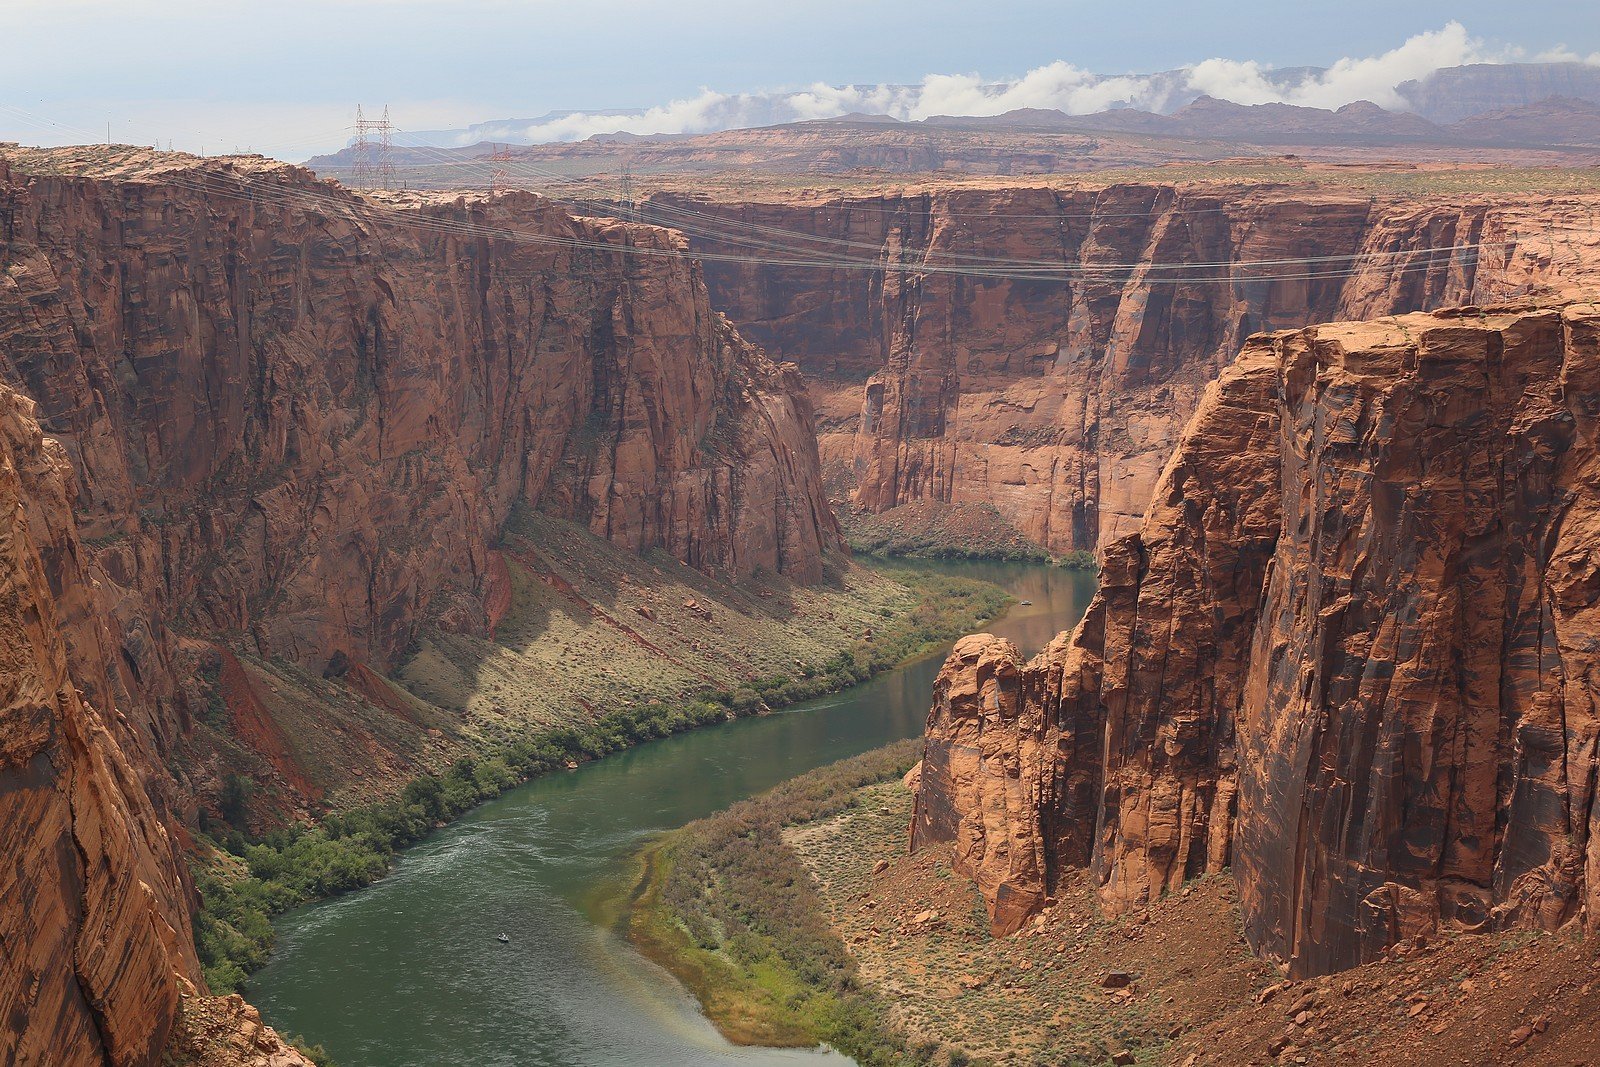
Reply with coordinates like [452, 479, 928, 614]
[494, 64, 1182, 144]
[469, 22, 1576, 145]
[906, 64, 1177, 119]
[1185, 22, 1489, 109]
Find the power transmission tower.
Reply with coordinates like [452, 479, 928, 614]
[488, 143, 515, 196]
[351, 105, 396, 191]
[618, 160, 637, 223]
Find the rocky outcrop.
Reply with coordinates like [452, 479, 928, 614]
[913, 303, 1600, 977]
[913, 635, 1037, 930]
[0, 382, 198, 1066]
[1235, 305, 1600, 975]
[657, 187, 1600, 555]
[0, 146, 838, 732]
[164, 988, 314, 1067]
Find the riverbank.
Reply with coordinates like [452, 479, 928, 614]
[193, 549, 1011, 994]
[622, 741, 1258, 1067]
[618, 742, 926, 1063]
[245, 560, 1097, 1065]
[191, 510, 992, 826]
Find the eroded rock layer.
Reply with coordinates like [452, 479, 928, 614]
[0, 383, 199, 1066]
[913, 304, 1600, 977]
[0, 146, 837, 724]
[656, 187, 1600, 553]
[0, 145, 838, 1064]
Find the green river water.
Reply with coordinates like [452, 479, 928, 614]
[251, 562, 1096, 1066]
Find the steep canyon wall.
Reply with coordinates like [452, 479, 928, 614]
[911, 304, 1600, 978]
[0, 146, 837, 1064]
[0, 383, 199, 1065]
[655, 186, 1600, 553]
[0, 147, 837, 747]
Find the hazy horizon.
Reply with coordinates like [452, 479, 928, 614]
[2, 1, 1598, 157]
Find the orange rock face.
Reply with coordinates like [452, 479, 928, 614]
[911, 634, 1039, 933]
[0, 147, 838, 706]
[914, 303, 1600, 977]
[0, 146, 840, 1063]
[0, 383, 198, 1066]
[1236, 305, 1600, 975]
[660, 187, 1600, 554]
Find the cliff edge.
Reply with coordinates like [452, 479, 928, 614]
[913, 302, 1600, 977]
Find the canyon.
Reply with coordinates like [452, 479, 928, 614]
[0, 144, 838, 783]
[5, 132, 1600, 1065]
[912, 302, 1600, 979]
[0, 144, 839, 1065]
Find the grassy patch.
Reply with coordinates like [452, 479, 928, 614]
[394, 509, 942, 751]
[617, 741, 946, 1065]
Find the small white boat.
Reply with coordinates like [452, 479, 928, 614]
[496, 932, 511, 944]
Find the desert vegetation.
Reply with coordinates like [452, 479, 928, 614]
[620, 740, 937, 1064]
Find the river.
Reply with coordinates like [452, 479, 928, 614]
[251, 561, 1096, 1066]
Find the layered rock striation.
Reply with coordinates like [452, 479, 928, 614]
[913, 303, 1600, 977]
[0, 383, 200, 1066]
[0, 145, 839, 1063]
[0, 146, 837, 727]
[656, 187, 1600, 554]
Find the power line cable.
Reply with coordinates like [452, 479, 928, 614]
[3, 109, 1595, 289]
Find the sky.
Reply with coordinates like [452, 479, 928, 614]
[2, 0, 1598, 157]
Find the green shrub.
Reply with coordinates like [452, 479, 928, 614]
[290, 1037, 337, 1067]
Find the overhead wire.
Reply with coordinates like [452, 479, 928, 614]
[372, 132, 1519, 280]
[379, 132, 1232, 269]
[381, 132, 1569, 285]
[35, 160, 1548, 287]
[116, 115, 1556, 286]
[2, 103, 1594, 289]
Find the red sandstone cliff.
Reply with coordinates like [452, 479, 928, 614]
[0, 145, 838, 1063]
[0, 382, 201, 1065]
[655, 187, 1600, 555]
[912, 303, 1600, 978]
[0, 145, 837, 737]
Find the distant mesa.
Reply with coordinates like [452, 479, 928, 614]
[337, 59, 1600, 157]
[1446, 95, 1600, 146]
[304, 60, 1600, 182]
[1396, 60, 1600, 123]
